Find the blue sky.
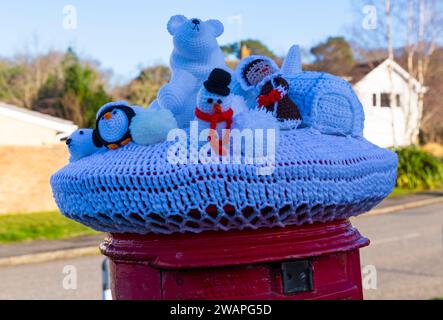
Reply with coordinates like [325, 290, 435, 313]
[0, 0, 355, 82]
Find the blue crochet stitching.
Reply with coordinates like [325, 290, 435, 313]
[51, 128, 398, 234]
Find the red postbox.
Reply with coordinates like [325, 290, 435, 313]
[100, 218, 369, 300]
[49, 16, 398, 301]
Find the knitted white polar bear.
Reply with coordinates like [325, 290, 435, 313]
[150, 15, 229, 128]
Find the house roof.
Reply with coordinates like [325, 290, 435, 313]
[348, 60, 385, 84]
[348, 59, 426, 93]
[0, 102, 78, 133]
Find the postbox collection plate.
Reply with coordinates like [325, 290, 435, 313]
[281, 260, 314, 294]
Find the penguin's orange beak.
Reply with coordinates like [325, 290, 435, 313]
[213, 103, 222, 113]
[104, 112, 112, 120]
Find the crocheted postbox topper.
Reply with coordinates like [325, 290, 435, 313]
[51, 128, 398, 235]
[51, 15, 398, 235]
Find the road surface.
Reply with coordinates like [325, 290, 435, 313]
[0, 203, 442, 300]
[353, 202, 443, 300]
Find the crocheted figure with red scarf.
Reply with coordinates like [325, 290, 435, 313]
[194, 68, 234, 155]
[235, 55, 302, 130]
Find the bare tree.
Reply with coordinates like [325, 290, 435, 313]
[385, 0, 399, 146]
[415, 0, 443, 141]
[348, 0, 390, 61]
[404, 0, 417, 143]
[9, 50, 63, 109]
[350, 0, 443, 145]
[352, 0, 399, 146]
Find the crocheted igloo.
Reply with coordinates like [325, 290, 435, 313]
[51, 128, 398, 235]
[232, 50, 362, 137]
[287, 72, 364, 137]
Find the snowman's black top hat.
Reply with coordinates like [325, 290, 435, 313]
[204, 68, 231, 96]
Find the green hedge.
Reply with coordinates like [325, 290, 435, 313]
[392, 146, 443, 190]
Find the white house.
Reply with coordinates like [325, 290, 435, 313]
[0, 102, 77, 146]
[350, 59, 426, 147]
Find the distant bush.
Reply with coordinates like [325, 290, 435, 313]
[392, 146, 443, 190]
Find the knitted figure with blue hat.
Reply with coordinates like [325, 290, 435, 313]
[235, 55, 302, 130]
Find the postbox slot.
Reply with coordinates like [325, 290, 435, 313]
[281, 260, 313, 294]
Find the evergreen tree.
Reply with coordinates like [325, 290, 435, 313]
[60, 48, 110, 127]
[310, 37, 355, 75]
[221, 39, 277, 59]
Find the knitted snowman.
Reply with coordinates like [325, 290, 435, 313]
[235, 55, 302, 130]
[194, 68, 234, 156]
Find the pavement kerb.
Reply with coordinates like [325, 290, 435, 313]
[0, 196, 442, 267]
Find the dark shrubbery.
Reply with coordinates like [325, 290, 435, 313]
[392, 146, 443, 190]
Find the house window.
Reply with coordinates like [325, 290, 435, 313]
[396, 94, 401, 107]
[380, 93, 391, 107]
[372, 93, 377, 107]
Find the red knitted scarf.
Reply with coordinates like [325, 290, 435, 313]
[195, 107, 233, 155]
[257, 88, 284, 108]
[195, 107, 233, 131]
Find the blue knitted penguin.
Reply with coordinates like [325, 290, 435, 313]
[95, 101, 177, 148]
[94, 101, 138, 150]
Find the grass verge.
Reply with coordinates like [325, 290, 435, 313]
[0, 211, 99, 244]
[388, 187, 420, 198]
